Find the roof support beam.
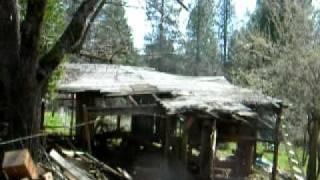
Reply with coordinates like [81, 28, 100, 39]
[128, 95, 139, 106]
[87, 104, 165, 116]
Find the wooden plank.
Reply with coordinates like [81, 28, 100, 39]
[82, 153, 131, 179]
[2, 149, 38, 179]
[49, 149, 93, 180]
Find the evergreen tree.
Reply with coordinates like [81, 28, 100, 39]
[81, 0, 138, 64]
[228, 1, 320, 178]
[185, 0, 220, 75]
[217, 0, 234, 65]
[144, 0, 182, 72]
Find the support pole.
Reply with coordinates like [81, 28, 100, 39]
[82, 104, 92, 154]
[164, 116, 172, 158]
[69, 93, 75, 137]
[272, 109, 282, 180]
[211, 120, 217, 180]
[181, 119, 189, 165]
[116, 115, 121, 132]
[200, 119, 213, 179]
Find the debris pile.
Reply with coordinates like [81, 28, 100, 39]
[2, 148, 131, 180]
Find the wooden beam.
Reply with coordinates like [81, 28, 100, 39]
[128, 95, 139, 106]
[87, 104, 164, 116]
[271, 110, 282, 180]
[217, 135, 275, 143]
[152, 93, 161, 102]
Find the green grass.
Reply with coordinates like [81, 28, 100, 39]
[44, 111, 73, 135]
[216, 142, 237, 158]
[256, 142, 306, 173]
[217, 142, 306, 174]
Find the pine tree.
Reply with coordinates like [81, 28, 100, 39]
[217, 0, 233, 65]
[185, 0, 220, 75]
[144, 0, 182, 72]
[80, 0, 137, 64]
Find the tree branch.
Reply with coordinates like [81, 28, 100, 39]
[79, 51, 111, 62]
[20, 0, 47, 65]
[71, 0, 106, 53]
[37, 0, 101, 83]
[176, 0, 188, 11]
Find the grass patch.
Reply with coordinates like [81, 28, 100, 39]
[44, 111, 73, 135]
[256, 142, 306, 173]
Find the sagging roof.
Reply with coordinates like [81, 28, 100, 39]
[58, 63, 282, 132]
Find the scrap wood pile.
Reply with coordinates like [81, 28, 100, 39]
[1, 148, 132, 180]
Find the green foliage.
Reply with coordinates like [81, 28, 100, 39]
[227, 0, 320, 177]
[40, 1, 65, 54]
[41, 1, 66, 99]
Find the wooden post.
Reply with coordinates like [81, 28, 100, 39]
[75, 92, 99, 146]
[82, 104, 92, 154]
[271, 109, 282, 180]
[181, 119, 188, 165]
[211, 120, 217, 180]
[164, 116, 172, 158]
[200, 119, 213, 179]
[116, 115, 121, 132]
[69, 93, 75, 137]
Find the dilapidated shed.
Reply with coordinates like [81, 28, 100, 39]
[56, 63, 283, 179]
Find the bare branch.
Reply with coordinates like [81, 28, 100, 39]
[176, 0, 188, 11]
[37, 0, 101, 83]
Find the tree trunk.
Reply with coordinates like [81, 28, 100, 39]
[0, 0, 101, 159]
[307, 115, 319, 180]
[0, 1, 46, 158]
